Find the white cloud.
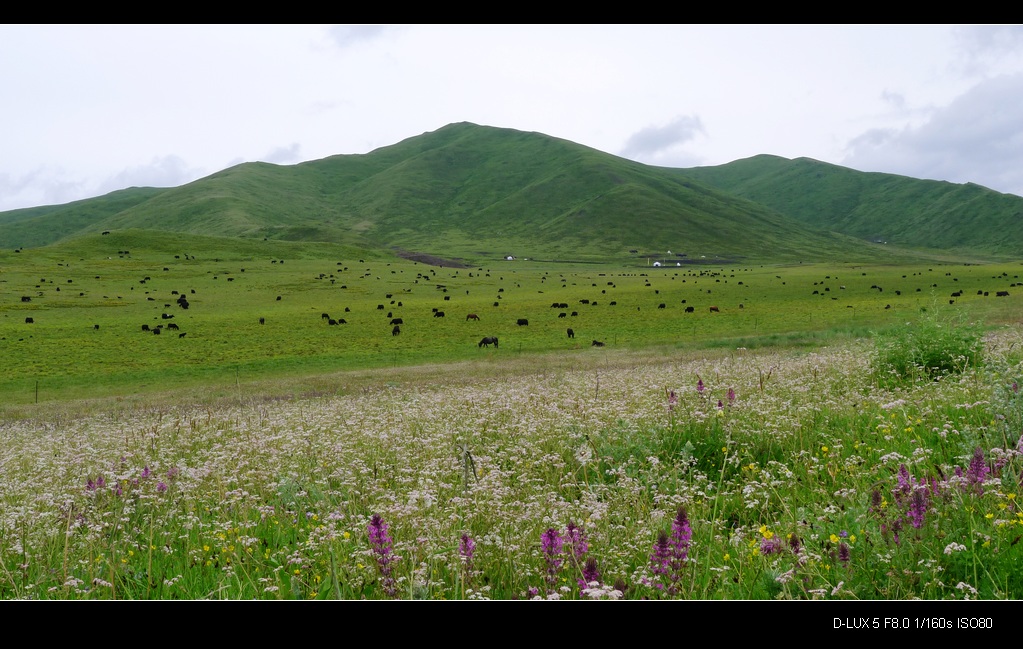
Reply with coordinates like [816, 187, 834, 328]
[842, 73, 1023, 196]
[263, 143, 303, 165]
[952, 25, 1023, 76]
[0, 166, 86, 211]
[99, 155, 203, 194]
[620, 116, 706, 166]
[2, 24, 1023, 212]
[327, 25, 392, 49]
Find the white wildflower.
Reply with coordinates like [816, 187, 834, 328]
[943, 542, 966, 555]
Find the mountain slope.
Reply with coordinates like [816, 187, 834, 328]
[1, 123, 1019, 263]
[0, 187, 167, 249]
[682, 155, 1023, 256]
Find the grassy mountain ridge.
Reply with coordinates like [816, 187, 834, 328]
[1, 123, 1020, 263]
[682, 154, 1023, 256]
[0, 187, 168, 248]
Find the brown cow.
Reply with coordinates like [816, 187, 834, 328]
[466, 313, 480, 321]
[709, 306, 720, 313]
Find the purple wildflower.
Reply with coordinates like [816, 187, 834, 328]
[727, 388, 736, 403]
[95, 475, 105, 489]
[717, 399, 724, 409]
[582, 557, 601, 589]
[166, 467, 179, 481]
[613, 578, 629, 597]
[838, 542, 851, 564]
[896, 464, 913, 497]
[459, 533, 476, 574]
[696, 378, 705, 395]
[650, 530, 672, 579]
[86, 478, 96, 491]
[788, 534, 802, 555]
[760, 536, 783, 555]
[541, 527, 563, 595]
[565, 521, 588, 563]
[566, 521, 593, 590]
[156, 481, 168, 493]
[367, 514, 398, 598]
[907, 489, 928, 529]
[649, 506, 692, 597]
[140, 466, 151, 479]
[966, 447, 989, 494]
[667, 389, 678, 411]
[671, 506, 692, 556]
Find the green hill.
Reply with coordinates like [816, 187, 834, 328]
[682, 154, 1023, 257]
[2, 123, 1021, 264]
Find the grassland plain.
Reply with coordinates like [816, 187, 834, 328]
[2, 232, 1023, 604]
[2, 322, 1022, 602]
[2, 231, 1022, 407]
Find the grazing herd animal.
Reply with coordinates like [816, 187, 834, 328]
[20, 260, 1022, 362]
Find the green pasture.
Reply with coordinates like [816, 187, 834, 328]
[2, 232, 1021, 405]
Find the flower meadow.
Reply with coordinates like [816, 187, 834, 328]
[3, 326, 1023, 600]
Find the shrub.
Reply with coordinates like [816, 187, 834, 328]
[872, 306, 984, 387]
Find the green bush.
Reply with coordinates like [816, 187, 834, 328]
[872, 306, 984, 387]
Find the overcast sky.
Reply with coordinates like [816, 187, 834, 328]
[3, 24, 1023, 213]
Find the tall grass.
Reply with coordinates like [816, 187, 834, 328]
[872, 303, 985, 388]
[2, 326, 1022, 599]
